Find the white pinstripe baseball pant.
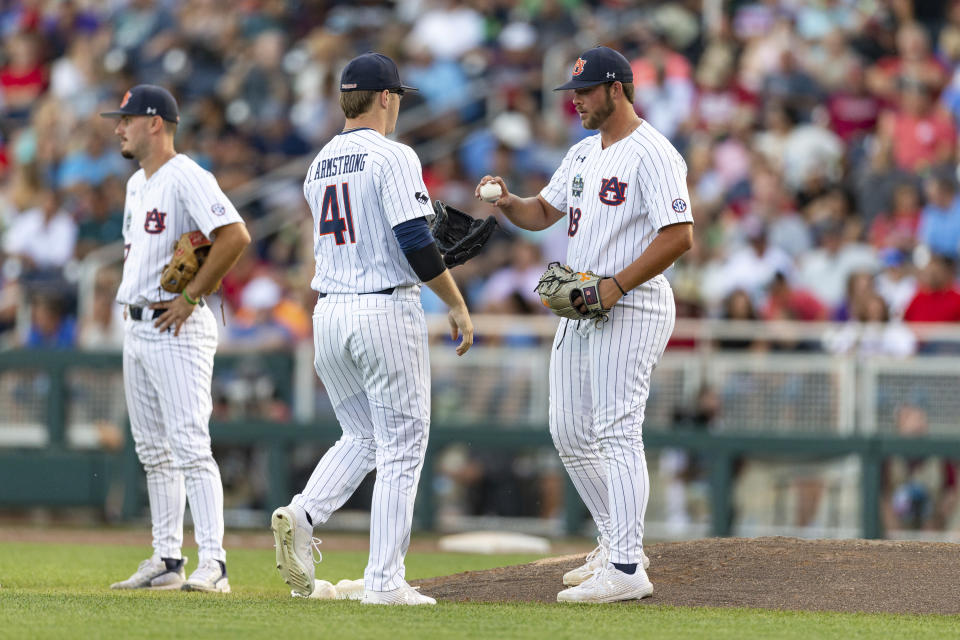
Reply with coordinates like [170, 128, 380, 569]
[122, 303, 226, 564]
[292, 286, 430, 592]
[549, 281, 675, 565]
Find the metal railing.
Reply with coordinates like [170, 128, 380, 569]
[2, 318, 959, 539]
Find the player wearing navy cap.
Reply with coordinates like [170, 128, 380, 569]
[477, 46, 694, 603]
[270, 52, 473, 606]
[103, 84, 251, 593]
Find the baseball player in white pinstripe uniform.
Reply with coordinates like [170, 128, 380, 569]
[478, 47, 694, 603]
[271, 53, 473, 606]
[102, 85, 251, 593]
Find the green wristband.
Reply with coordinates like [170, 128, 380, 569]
[182, 291, 199, 305]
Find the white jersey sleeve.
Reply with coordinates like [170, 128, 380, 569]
[378, 144, 434, 227]
[171, 161, 244, 237]
[638, 140, 694, 230]
[539, 141, 586, 213]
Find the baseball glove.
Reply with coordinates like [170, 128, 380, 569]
[535, 262, 609, 323]
[430, 200, 498, 267]
[160, 230, 216, 294]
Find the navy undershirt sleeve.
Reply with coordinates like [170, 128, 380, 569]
[393, 217, 446, 282]
[393, 217, 435, 252]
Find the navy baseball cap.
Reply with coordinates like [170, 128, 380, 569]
[554, 46, 634, 91]
[100, 84, 180, 123]
[340, 52, 418, 93]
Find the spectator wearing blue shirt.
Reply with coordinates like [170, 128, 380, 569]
[24, 292, 76, 349]
[917, 173, 960, 260]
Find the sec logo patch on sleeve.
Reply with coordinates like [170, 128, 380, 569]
[672, 198, 687, 213]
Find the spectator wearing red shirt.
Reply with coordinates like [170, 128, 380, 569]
[877, 77, 956, 173]
[631, 33, 692, 89]
[762, 271, 828, 322]
[867, 22, 948, 101]
[0, 32, 48, 121]
[868, 181, 921, 250]
[903, 254, 960, 323]
[827, 63, 882, 143]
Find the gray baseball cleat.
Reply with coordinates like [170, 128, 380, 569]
[110, 556, 187, 590]
[271, 504, 321, 597]
[182, 558, 230, 593]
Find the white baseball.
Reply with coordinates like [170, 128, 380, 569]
[479, 182, 503, 202]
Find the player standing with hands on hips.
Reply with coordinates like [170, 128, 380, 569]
[477, 46, 694, 603]
[102, 85, 250, 593]
[271, 53, 474, 606]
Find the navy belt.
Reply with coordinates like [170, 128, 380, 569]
[317, 287, 395, 299]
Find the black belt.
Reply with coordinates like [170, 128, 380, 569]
[129, 299, 205, 320]
[128, 306, 164, 321]
[317, 287, 395, 299]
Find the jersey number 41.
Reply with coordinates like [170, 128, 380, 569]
[319, 183, 357, 245]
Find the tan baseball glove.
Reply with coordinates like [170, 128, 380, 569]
[535, 262, 609, 323]
[160, 230, 216, 294]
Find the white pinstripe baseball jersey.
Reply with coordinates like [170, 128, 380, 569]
[303, 128, 434, 294]
[286, 127, 435, 593]
[117, 153, 243, 306]
[541, 120, 692, 578]
[119, 152, 241, 571]
[540, 121, 693, 282]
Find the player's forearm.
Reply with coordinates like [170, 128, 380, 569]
[615, 222, 693, 291]
[423, 269, 467, 311]
[498, 195, 559, 231]
[185, 222, 251, 298]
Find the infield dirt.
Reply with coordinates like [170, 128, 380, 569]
[413, 536, 960, 614]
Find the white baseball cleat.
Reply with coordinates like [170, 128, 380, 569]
[271, 505, 321, 597]
[182, 558, 231, 593]
[361, 582, 436, 606]
[562, 538, 650, 586]
[110, 556, 187, 590]
[557, 564, 653, 603]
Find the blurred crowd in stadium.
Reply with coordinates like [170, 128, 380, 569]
[1, 0, 958, 536]
[3, 0, 960, 352]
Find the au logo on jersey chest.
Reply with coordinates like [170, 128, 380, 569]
[144, 208, 167, 234]
[598, 176, 628, 206]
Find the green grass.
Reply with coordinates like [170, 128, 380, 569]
[0, 542, 956, 639]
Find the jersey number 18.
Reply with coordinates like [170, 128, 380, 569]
[319, 183, 357, 245]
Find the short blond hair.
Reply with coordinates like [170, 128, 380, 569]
[340, 90, 377, 119]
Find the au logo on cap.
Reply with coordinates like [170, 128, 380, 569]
[572, 58, 586, 76]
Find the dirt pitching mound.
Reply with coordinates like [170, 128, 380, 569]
[413, 537, 960, 614]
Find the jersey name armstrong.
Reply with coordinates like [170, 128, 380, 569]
[308, 152, 368, 182]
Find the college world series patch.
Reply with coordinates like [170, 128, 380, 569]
[571, 174, 584, 198]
